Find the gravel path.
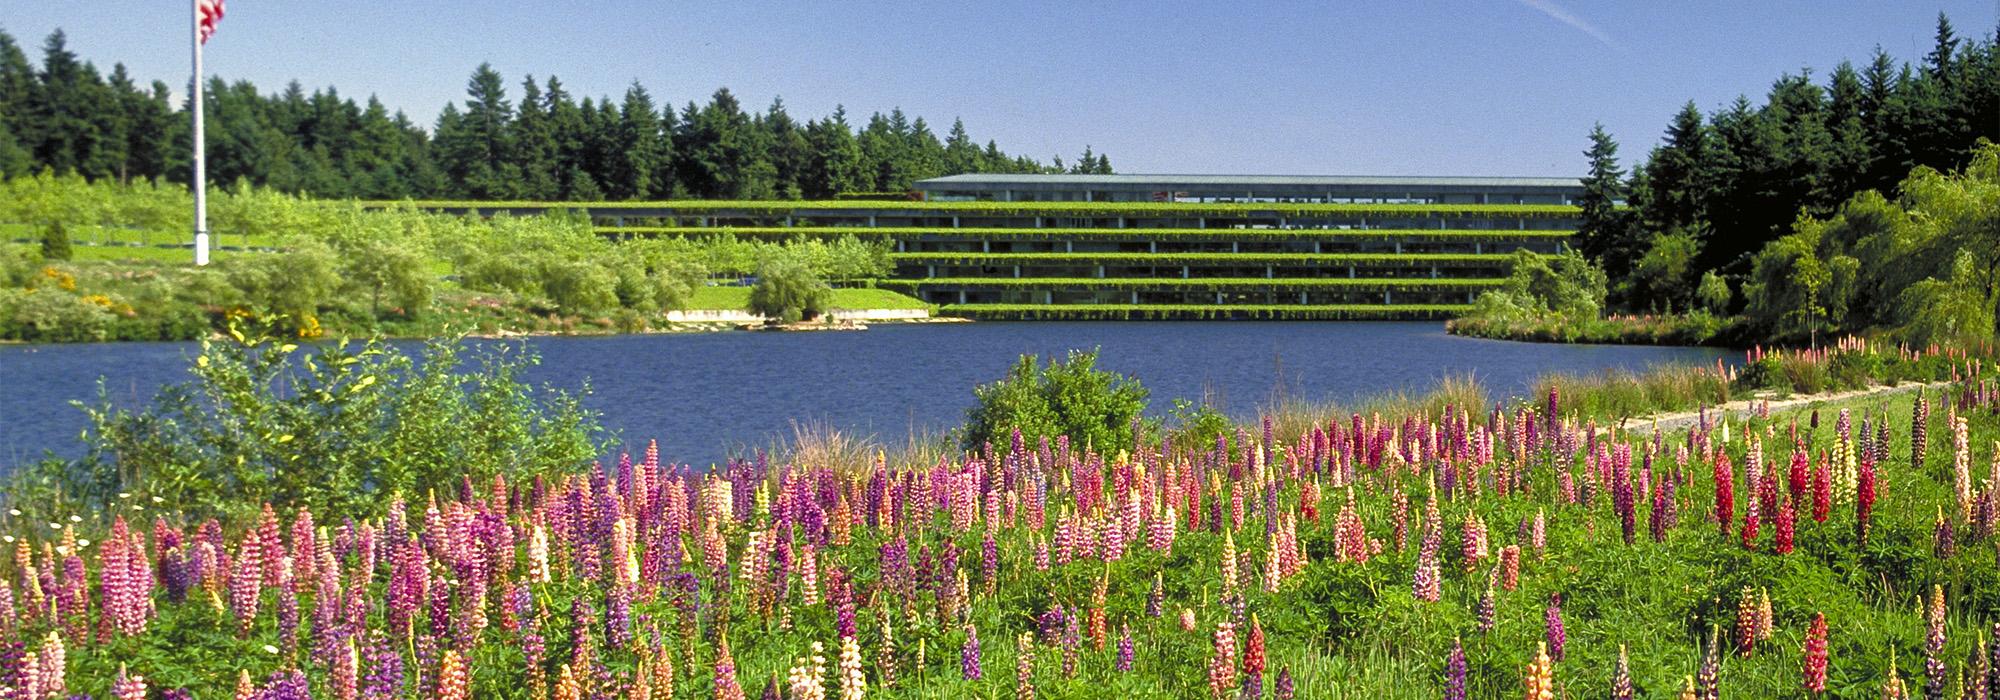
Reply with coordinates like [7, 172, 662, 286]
[1619, 381, 1948, 433]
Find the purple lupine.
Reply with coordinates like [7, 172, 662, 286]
[262, 669, 311, 700]
[1240, 672, 1262, 700]
[961, 624, 983, 680]
[1116, 624, 1134, 672]
[1037, 607, 1066, 644]
[607, 584, 633, 650]
[1146, 574, 1165, 618]
[1444, 638, 1467, 700]
[1060, 605, 1082, 678]
[1274, 667, 1295, 700]
[1476, 585, 1496, 634]
[1614, 445, 1635, 544]
[981, 534, 999, 589]
[160, 690, 194, 700]
[1544, 593, 1566, 661]
[359, 630, 406, 700]
[832, 568, 858, 640]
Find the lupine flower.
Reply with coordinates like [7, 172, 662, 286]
[1117, 623, 1135, 672]
[714, 635, 747, 700]
[1413, 516, 1442, 603]
[838, 635, 864, 700]
[787, 642, 826, 700]
[113, 663, 147, 700]
[1936, 507, 1957, 559]
[1444, 637, 1467, 700]
[1925, 585, 1946, 700]
[1524, 641, 1554, 700]
[1911, 390, 1930, 469]
[1955, 416, 1974, 522]
[1500, 545, 1520, 591]
[1207, 622, 1237, 700]
[1477, 582, 1496, 634]
[1544, 593, 1565, 660]
[1146, 572, 1164, 618]
[1734, 586, 1758, 657]
[961, 624, 983, 680]
[436, 649, 469, 700]
[1274, 666, 1294, 700]
[1612, 645, 1633, 700]
[1714, 454, 1735, 536]
[230, 534, 262, 637]
[1014, 631, 1035, 700]
[1858, 459, 1878, 545]
[1776, 497, 1796, 555]
[1460, 514, 1488, 573]
[1884, 649, 1910, 700]
[1803, 612, 1829, 695]
[1244, 615, 1266, 679]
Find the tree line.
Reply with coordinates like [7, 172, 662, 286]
[1576, 13, 1998, 312]
[0, 28, 1113, 201]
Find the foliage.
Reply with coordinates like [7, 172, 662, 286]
[5, 321, 605, 519]
[747, 258, 832, 323]
[1585, 15, 1997, 304]
[1697, 270, 1732, 313]
[963, 349, 1150, 455]
[1743, 142, 1998, 343]
[39, 220, 71, 260]
[943, 304, 1467, 320]
[0, 27, 1094, 200]
[1464, 248, 1607, 324]
[1625, 229, 1701, 311]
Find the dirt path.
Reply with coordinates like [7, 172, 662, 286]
[1619, 381, 1948, 433]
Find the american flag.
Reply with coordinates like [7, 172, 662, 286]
[198, 0, 226, 44]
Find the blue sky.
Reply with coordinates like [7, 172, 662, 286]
[3, 1, 1992, 176]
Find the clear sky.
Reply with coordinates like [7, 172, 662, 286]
[3, 2, 1993, 177]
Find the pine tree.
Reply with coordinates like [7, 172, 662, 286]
[1577, 123, 1631, 268]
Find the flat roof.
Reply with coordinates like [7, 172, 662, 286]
[916, 173, 1581, 189]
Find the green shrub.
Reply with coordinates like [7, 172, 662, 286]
[540, 259, 620, 315]
[749, 258, 831, 323]
[15, 321, 606, 519]
[40, 221, 72, 261]
[962, 349, 1149, 455]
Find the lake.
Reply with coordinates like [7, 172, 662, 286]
[0, 322, 1730, 469]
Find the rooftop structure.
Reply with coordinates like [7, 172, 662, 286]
[915, 173, 1583, 205]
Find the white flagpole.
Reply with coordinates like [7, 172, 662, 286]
[191, 0, 209, 266]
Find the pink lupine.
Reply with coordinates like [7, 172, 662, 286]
[113, 663, 147, 700]
[230, 533, 262, 637]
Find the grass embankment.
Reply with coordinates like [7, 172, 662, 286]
[1447, 312, 1734, 346]
[685, 285, 931, 311]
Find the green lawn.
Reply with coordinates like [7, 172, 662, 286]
[685, 285, 929, 311]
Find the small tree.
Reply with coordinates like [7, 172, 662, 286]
[40, 221, 72, 261]
[748, 259, 831, 323]
[1696, 271, 1732, 314]
[962, 349, 1149, 454]
[344, 238, 433, 318]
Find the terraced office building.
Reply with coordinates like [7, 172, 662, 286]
[899, 174, 1581, 318]
[447, 173, 1583, 319]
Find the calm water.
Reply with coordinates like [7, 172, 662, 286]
[0, 322, 1729, 469]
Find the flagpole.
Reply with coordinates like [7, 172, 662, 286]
[191, 0, 209, 266]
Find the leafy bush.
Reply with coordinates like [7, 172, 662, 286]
[8, 320, 606, 519]
[540, 259, 620, 315]
[749, 258, 832, 323]
[1697, 270, 1732, 313]
[39, 221, 71, 261]
[962, 349, 1149, 455]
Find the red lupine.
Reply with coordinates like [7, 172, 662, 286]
[1803, 612, 1829, 694]
[1714, 453, 1735, 536]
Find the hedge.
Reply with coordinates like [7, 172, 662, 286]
[938, 303, 1473, 320]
